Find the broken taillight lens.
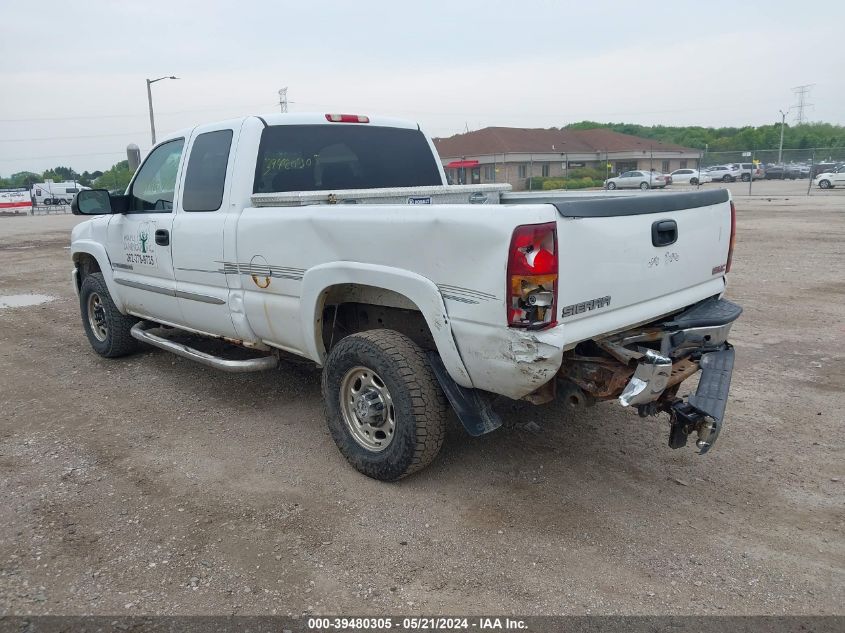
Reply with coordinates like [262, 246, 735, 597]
[507, 222, 558, 329]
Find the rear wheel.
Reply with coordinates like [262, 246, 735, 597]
[690, 178, 699, 185]
[79, 272, 140, 358]
[741, 174, 750, 182]
[322, 330, 448, 481]
[722, 175, 733, 183]
[818, 179, 832, 189]
[639, 182, 649, 190]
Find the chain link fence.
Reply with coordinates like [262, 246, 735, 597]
[699, 147, 845, 195]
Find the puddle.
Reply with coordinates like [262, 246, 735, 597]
[0, 294, 56, 308]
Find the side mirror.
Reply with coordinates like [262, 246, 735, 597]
[72, 189, 112, 215]
[72, 189, 129, 215]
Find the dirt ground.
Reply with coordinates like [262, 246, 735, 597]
[0, 194, 842, 617]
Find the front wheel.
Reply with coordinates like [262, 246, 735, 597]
[607, 182, 617, 190]
[690, 178, 699, 185]
[722, 175, 733, 183]
[322, 330, 448, 481]
[639, 182, 649, 190]
[79, 273, 140, 358]
[818, 179, 832, 189]
[741, 174, 750, 182]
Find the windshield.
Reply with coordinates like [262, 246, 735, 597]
[253, 124, 443, 193]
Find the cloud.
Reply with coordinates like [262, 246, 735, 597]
[0, 1, 842, 174]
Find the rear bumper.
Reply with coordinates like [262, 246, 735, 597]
[559, 297, 742, 453]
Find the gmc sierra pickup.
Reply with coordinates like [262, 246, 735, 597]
[70, 112, 741, 481]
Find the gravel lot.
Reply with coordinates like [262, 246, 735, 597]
[0, 192, 842, 617]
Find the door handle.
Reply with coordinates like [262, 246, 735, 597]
[155, 229, 170, 246]
[651, 219, 677, 247]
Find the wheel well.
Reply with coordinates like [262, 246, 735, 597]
[73, 253, 101, 291]
[319, 284, 436, 355]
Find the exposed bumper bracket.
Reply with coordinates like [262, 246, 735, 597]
[668, 346, 735, 454]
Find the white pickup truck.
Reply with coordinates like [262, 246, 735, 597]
[70, 112, 741, 481]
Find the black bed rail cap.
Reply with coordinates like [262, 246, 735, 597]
[549, 189, 731, 218]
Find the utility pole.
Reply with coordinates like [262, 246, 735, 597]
[791, 84, 814, 125]
[278, 87, 288, 113]
[778, 109, 789, 163]
[146, 76, 179, 145]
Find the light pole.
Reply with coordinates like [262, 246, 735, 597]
[778, 108, 790, 164]
[146, 76, 179, 145]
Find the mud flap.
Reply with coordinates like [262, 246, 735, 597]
[669, 346, 735, 454]
[427, 351, 502, 437]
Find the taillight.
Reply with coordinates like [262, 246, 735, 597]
[325, 113, 370, 123]
[507, 222, 558, 329]
[726, 200, 736, 273]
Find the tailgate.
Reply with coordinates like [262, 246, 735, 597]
[552, 190, 732, 340]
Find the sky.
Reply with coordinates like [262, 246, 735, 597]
[1, 0, 843, 176]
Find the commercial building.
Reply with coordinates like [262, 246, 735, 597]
[433, 127, 701, 190]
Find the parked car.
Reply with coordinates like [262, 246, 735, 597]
[813, 165, 845, 189]
[764, 164, 799, 180]
[669, 169, 713, 185]
[811, 163, 839, 179]
[605, 170, 667, 190]
[705, 165, 741, 182]
[68, 111, 740, 479]
[735, 163, 765, 181]
[792, 164, 811, 179]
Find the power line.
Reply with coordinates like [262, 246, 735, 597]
[0, 102, 278, 123]
[0, 131, 150, 143]
[0, 151, 127, 162]
[791, 84, 814, 125]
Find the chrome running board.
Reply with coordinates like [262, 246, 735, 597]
[130, 322, 278, 373]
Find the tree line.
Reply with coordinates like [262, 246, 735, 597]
[3, 121, 843, 191]
[0, 160, 134, 192]
[565, 121, 845, 152]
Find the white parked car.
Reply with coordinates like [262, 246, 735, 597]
[813, 166, 845, 189]
[669, 169, 712, 185]
[705, 165, 741, 183]
[69, 112, 741, 480]
[605, 170, 667, 190]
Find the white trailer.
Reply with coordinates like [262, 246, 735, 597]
[31, 181, 88, 206]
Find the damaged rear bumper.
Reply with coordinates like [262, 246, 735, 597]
[559, 296, 742, 454]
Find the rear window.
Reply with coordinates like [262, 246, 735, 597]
[253, 124, 442, 193]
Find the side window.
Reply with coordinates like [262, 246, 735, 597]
[182, 130, 233, 212]
[128, 138, 185, 212]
